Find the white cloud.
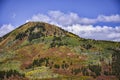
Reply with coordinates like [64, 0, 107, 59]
[27, 11, 82, 25]
[27, 11, 120, 25]
[63, 24, 120, 41]
[97, 14, 120, 22]
[48, 11, 81, 25]
[26, 14, 51, 22]
[0, 24, 15, 37]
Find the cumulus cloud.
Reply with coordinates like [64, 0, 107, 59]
[48, 11, 81, 25]
[27, 11, 82, 25]
[97, 14, 120, 22]
[0, 24, 15, 37]
[63, 24, 120, 41]
[26, 14, 51, 23]
[27, 11, 120, 25]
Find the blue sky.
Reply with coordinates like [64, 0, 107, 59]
[0, 0, 120, 41]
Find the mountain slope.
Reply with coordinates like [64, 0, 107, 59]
[0, 22, 120, 80]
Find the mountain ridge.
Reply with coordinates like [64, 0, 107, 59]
[1, 22, 119, 44]
[0, 22, 120, 80]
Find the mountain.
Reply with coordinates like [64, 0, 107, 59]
[0, 22, 120, 80]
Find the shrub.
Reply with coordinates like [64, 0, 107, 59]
[112, 49, 120, 79]
[88, 64, 101, 76]
[81, 43, 92, 50]
[28, 32, 44, 41]
[54, 64, 60, 69]
[15, 32, 27, 40]
[0, 70, 25, 79]
[27, 58, 49, 69]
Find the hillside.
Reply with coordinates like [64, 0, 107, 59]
[0, 22, 120, 80]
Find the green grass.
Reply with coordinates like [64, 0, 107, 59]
[0, 51, 16, 62]
[0, 60, 22, 71]
[25, 66, 60, 79]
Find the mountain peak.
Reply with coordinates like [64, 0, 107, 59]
[0, 22, 79, 47]
[16, 21, 68, 38]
